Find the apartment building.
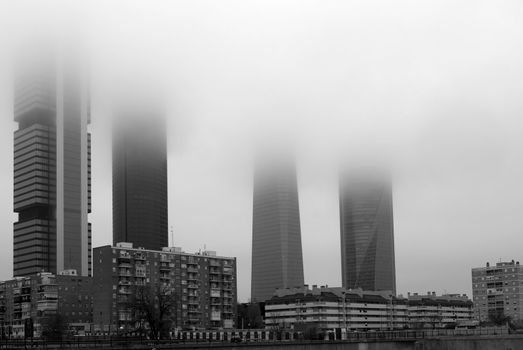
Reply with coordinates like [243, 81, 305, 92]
[0, 271, 93, 338]
[406, 292, 474, 328]
[472, 260, 523, 322]
[93, 243, 237, 334]
[265, 286, 408, 331]
[265, 286, 473, 331]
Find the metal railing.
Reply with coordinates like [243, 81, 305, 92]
[0, 327, 510, 349]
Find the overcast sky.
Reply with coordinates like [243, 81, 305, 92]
[1, 0, 523, 302]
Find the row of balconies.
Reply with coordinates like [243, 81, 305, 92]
[118, 252, 131, 260]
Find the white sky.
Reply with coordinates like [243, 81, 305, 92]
[1, 0, 523, 301]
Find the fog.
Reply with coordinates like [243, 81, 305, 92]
[1, 0, 523, 301]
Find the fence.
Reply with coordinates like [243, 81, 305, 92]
[0, 327, 510, 349]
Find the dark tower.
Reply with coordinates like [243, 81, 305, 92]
[251, 156, 304, 302]
[112, 112, 168, 250]
[339, 170, 396, 294]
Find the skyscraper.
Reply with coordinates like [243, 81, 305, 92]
[112, 111, 168, 250]
[13, 55, 91, 277]
[251, 156, 304, 302]
[339, 170, 396, 294]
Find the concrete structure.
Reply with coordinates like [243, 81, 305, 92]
[0, 271, 93, 338]
[112, 112, 168, 250]
[472, 260, 523, 322]
[93, 243, 237, 333]
[13, 56, 91, 277]
[339, 170, 396, 294]
[265, 286, 473, 331]
[251, 156, 304, 302]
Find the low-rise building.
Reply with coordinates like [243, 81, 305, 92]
[472, 260, 523, 322]
[265, 286, 408, 331]
[93, 243, 237, 334]
[265, 286, 473, 332]
[0, 271, 93, 338]
[406, 292, 474, 328]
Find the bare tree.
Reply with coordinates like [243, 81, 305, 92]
[488, 310, 511, 326]
[134, 284, 177, 340]
[236, 303, 263, 329]
[40, 314, 68, 340]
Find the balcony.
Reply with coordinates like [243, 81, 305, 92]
[211, 289, 221, 298]
[211, 311, 221, 321]
[118, 253, 131, 261]
[186, 274, 198, 281]
[38, 292, 58, 300]
[117, 296, 130, 304]
[187, 267, 198, 273]
[134, 253, 146, 260]
[187, 284, 198, 289]
[37, 300, 57, 312]
[209, 260, 221, 267]
[487, 288, 503, 295]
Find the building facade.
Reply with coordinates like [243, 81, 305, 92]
[406, 292, 474, 329]
[112, 112, 168, 250]
[472, 260, 523, 322]
[265, 286, 407, 331]
[0, 271, 93, 338]
[93, 243, 237, 333]
[251, 157, 304, 302]
[13, 56, 91, 277]
[339, 170, 396, 294]
[265, 286, 473, 331]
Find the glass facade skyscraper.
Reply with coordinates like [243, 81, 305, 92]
[112, 112, 168, 250]
[339, 171, 396, 294]
[251, 157, 304, 302]
[13, 56, 92, 277]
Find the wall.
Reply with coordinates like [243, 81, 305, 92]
[415, 335, 523, 350]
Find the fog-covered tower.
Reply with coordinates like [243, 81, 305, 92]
[13, 55, 92, 277]
[112, 110, 168, 250]
[251, 156, 304, 302]
[339, 170, 396, 294]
